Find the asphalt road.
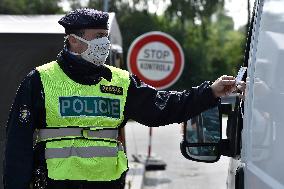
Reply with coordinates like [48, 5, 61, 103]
[125, 119, 229, 189]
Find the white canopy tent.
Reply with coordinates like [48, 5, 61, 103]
[0, 13, 122, 47]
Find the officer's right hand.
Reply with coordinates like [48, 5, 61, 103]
[210, 75, 236, 98]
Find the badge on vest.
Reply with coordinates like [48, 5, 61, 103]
[59, 96, 120, 118]
[100, 85, 123, 95]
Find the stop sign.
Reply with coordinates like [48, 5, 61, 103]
[127, 31, 184, 90]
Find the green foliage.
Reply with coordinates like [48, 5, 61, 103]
[0, 0, 63, 14]
[173, 12, 244, 89]
[164, 0, 224, 39]
[119, 10, 162, 69]
[69, 0, 83, 10]
[88, 0, 120, 12]
[88, 0, 104, 10]
[114, 1, 246, 89]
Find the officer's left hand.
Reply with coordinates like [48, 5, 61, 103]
[210, 75, 236, 98]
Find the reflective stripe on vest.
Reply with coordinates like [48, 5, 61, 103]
[45, 143, 124, 159]
[34, 128, 118, 142]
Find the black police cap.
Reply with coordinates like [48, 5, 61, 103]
[58, 8, 109, 31]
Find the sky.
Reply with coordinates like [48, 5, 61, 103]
[224, 0, 250, 29]
[147, 0, 250, 30]
[59, 0, 251, 30]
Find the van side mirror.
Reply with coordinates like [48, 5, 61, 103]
[180, 106, 222, 163]
[180, 103, 236, 163]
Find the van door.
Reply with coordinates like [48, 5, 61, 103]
[243, 0, 284, 188]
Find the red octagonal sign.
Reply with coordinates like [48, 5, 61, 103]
[127, 31, 184, 90]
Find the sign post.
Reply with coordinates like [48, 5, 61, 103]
[128, 32, 183, 171]
[127, 31, 184, 90]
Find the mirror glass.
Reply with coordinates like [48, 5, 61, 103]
[186, 106, 221, 144]
[186, 146, 218, 161]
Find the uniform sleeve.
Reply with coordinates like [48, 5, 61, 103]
[124, 74, 220, 127]
[3, 70, 43, 189]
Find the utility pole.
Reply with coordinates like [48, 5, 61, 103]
[103, 0, 109, 12]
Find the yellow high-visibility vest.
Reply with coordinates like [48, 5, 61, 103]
[35, 61, 130, 181]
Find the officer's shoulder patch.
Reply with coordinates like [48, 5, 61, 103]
[19, 105, 31, 123]
[100, 85, 123, 95]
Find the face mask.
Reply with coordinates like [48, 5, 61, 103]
[70, 34, 111, 65]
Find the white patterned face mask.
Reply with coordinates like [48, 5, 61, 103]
[69, 34, 111, 65]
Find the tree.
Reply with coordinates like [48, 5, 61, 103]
[110, 0, 245, 89]
[166, 11, 244, 89]
[88, 0, 121, 12]
[118, 9, 162, 70]
[0, 0, 63, 14]
[69, 0, 83, 10]
[164, 0, 224, 39]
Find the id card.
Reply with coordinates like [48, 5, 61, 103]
[236, 67, 247, 84]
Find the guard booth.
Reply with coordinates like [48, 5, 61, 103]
[0, 13, 124, 189]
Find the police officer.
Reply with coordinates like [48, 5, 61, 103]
[3, 8, 236, 189]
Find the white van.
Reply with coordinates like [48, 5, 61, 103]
[180, 0, 284, 188]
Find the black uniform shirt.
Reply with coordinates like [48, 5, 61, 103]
[4, 49, 220, 189]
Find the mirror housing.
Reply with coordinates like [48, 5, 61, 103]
[180, 142, 221, 163]
[180, 106, 222, 163]
[225, 97, 242, 158]
[180, 99, 242, 163]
